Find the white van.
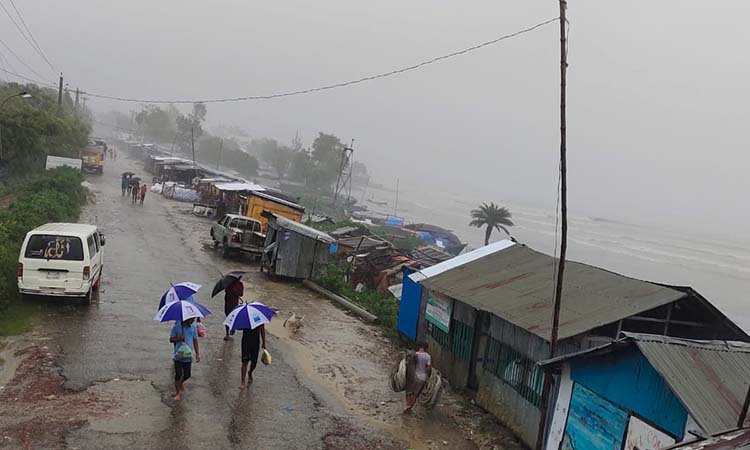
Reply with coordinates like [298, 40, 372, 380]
[18, 223, 105, 302]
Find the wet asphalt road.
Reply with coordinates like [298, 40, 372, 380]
[41, 155, 348, 450]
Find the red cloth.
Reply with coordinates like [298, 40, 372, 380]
[224, 279, 244, 310]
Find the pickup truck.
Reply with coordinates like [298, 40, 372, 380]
[210, 214, 265, 258]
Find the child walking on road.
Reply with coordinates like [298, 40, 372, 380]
[170, 318, 200, 401]
[139, 184, 147, 205]
[240, 323, 266, 388]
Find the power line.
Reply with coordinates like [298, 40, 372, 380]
[6, 0, 56, 73]
[79, 17, 559, 104]
[0, 66, 56, 87]
[0, 37, 52, 83]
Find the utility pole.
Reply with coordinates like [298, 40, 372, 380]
[57, 73, 63, 108]
[169, 131, 179, 157]
[394, 178, 400, 217]
[536, 2, 568, 450]
[191, 127, 197, 179]
[217, 138, 223, 171]
[74, 88, 80, 111]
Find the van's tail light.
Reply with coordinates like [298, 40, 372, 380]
[83, 266, 90, 280]
[17, 263, 23, 278]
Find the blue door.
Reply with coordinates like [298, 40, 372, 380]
[397, 266, 422, 340]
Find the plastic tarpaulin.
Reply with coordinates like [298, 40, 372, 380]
[397, 266, 422, 340]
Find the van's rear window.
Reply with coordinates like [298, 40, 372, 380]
[25, 234, 84, 261]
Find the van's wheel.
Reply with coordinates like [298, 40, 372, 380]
[83, 289, 92, 305]
[20, 294, 32, 302]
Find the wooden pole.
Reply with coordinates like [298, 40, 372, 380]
[739, 384, 750, 427]
[536, 3, 567, 449]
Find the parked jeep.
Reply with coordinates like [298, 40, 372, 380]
[210, 214, 264, 257]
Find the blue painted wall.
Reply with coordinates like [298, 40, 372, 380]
[564, 383, 629, 450]
[570, 349, 687, 437]
[397, 266, 421, 340]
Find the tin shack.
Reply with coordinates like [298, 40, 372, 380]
[405, 240, 749, 448]
[540, 333, 750, 450]
[261, 213, 334, 280]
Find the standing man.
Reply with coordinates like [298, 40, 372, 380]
[404, 342, 431, 414]
[131, 180, 139, 204]
[224, 277, 244, 340]
[240, 323, 266, 388]
[121, 174, 129, 196]
[169, 317, 200, 401]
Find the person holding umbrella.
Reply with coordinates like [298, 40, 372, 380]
[223, 302, 275, 388]
[170, 317, 200, 401]
[154, 298, 211, 401]
[211, 272, 246, 341]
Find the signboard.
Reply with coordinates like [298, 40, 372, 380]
[623, 416, 675, 450]
[46, 155, 81, 171]
[425, 294, 452, 333]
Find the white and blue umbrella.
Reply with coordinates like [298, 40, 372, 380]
[154, 300, 212, 323]
[223, 302, 276, 331]
[158, 282, 202, 310]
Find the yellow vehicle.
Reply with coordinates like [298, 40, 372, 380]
[245, 191, 304, 232]
[80, 147, 104, 174]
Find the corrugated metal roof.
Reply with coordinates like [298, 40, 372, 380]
[273, 216, 334, 243]
[212, 182, 265, 192]
[413, 242, 686, 341]
[631, 334, 750, 433]
[665, 428, 750, 450]
[250, 191, 304, 211]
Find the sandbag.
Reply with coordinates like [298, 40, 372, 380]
[418, 368, 443, 409]
[390, 358, 407, 392]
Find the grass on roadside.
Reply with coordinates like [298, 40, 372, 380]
[0, 168, 85, 332]
[317, 265, 399, 331]
[0, 301, 38, 336]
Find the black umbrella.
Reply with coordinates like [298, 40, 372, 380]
[211, 271, 246, 297]
[121, 171, 135, 177]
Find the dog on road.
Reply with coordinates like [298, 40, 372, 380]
[283, 312, 304, 334]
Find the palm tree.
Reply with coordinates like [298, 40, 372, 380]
[469, 202, 514, 246]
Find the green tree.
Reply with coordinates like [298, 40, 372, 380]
[0, 82, 90, 174]
[311, 132, 342, 167]
[256, 138, 279, 164]
[270, 146, 294, 180]
[198, 135, 258, 177]
[308, 132, 345, 191]
[135, 105, 177, 142]
[289, 149, 311, 182]
[177, 102, 207, 151]
[469, 202, 514, 245]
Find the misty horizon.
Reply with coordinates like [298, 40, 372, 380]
[3, 0, 749, 239]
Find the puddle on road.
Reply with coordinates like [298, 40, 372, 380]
[258, 280, 480, 450]
[87, 379, 170, 434]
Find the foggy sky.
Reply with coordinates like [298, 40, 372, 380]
[4, 0, 750, 238]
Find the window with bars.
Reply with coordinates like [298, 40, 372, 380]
[484, 337, 545, 407]
[451, 320, 474, 359]
[428, 321, 450, 347]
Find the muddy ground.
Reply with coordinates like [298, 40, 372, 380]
[0, 153, 522, 450]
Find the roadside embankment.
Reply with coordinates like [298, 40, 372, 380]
[0, 168, 85, 335]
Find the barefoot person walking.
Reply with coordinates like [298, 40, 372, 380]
[222, 302, 276, 389]
[170, 317, 200, 401]
[241, 323, 266, 387]
[404, 342, 431, 414]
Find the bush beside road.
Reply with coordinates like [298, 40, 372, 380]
[0, 168, 85, 332]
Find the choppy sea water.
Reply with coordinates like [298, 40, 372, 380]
[361, 184, 750, 331]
